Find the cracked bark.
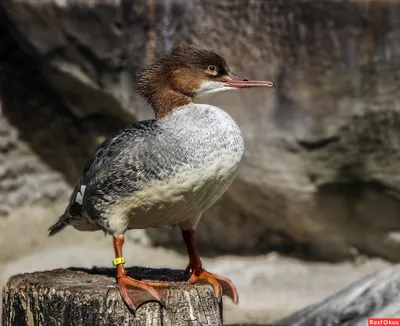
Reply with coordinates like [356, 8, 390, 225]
[2, 268, 223, 326]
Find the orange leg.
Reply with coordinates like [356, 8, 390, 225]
[113, 235, 168, 311]
[182, 230, 239, 304]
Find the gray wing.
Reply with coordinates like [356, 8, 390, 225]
[81, 120, 159, 185]
[80, 119, 160, 208]
[78, 119, 183, 219]
[49, 119, 165, 235]
[63, 120, 161, 216]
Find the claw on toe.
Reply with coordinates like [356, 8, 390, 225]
[187, 268, 239, 304]
[212, 273, 239, 304]
[117, 275, 169, 312]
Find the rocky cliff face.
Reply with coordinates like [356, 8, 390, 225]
[1, 0, 400, 262]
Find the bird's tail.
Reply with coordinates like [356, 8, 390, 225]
[48, 212, 69, 236]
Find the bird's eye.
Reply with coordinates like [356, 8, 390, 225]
[208, 65, 217, 72]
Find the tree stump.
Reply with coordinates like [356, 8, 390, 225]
[2, 267, 223, 326]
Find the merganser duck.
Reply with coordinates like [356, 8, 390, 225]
[49, 44, 274, 312]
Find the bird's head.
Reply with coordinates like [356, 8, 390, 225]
[137, 45, 274, 118]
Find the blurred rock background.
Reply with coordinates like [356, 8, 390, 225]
[0, 0, 400, 324]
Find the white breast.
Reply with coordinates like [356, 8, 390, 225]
[110, 104, 244, 231]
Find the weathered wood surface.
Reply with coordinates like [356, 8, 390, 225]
[273, 264, 400, 326]
[4, 265, 400, 326]
[2, 267, 223, 326]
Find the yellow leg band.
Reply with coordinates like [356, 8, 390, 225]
[113, 257, 126, 266]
